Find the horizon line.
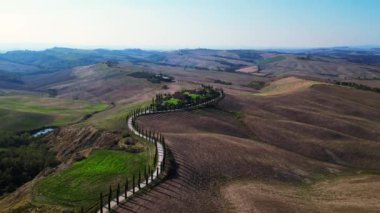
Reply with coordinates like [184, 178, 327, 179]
[1, 43, 380, 52]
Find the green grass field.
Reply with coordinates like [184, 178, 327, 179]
[255, 56, 286, 65]
[83, 100, 151, 131]
[34, 148, 155, 210]
[166, 98, 180, 106]
[0, 95, 108, 132]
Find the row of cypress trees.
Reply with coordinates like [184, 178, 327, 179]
[94, 87, 224, 213]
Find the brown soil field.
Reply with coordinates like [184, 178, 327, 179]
[237, 66, 259, 74]
[222, 175, 380, 213]
[115, 77, 380, 212]
[3, 57, 379, 212]
[260, 55, 380, 80]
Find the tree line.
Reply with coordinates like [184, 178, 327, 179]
[333, 81, 380, 93]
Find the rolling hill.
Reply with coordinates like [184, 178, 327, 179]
[0, 47, 379, 212]
[119, 77, 380, 212]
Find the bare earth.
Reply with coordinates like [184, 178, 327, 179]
[115, 77, 380, 212]
[223, 175, 380, 213]
[237, 66, 259, 74]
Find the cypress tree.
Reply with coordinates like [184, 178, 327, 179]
[116, 183, 120, 205]
[132, 175, 135, 194]
[124, 178, 128, 198]
[154, 147, 157, 166]
[138, 170, 141, 189]
[162, 151, 166, 170]
[145, 167, 148, 185]
[148, 165, 151, 182]
[100, 192, 103, 213]
[108, 185, 112, 212]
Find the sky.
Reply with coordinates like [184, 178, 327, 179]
[0, 0, 380, 50]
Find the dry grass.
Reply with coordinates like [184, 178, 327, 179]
[258, 76, 322, 96]
[236, 66, 259, 74]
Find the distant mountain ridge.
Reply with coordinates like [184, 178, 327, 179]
[0, 47, 379, 80]
[0, 47, 159, 74]
[0, 47, 263, 75]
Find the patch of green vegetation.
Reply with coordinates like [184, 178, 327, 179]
[34, 149, 154, 210]
[334, 81, 380, 93]
[0, 108, 54, 132]
[232, 111, 243, 120]
[183, 92, 202, 100]
[83, 101, 150, 131]
[165, 98, 180, 106]
[255, 56, 286, 65]
[129, 72, 174, 83]
[0, 133, 58, 196]
[214, 79, 232, 85]
[153, 85, 221, 110]
[0, 95, 108, 132]
[246, 81, 266, 90]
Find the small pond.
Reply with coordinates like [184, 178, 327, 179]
[33, 128, 55, 137]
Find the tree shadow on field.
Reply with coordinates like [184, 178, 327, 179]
[167, 149, 199, 190]
[117, 196, 152, 213]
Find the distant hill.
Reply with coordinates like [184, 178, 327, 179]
[0, 47, 158, 74]
[1, 47, 380, 80]
[0, 48, 266, 74]
[146, 49, 262, 71]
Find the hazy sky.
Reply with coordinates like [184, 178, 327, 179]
[1, 0, 380, 50]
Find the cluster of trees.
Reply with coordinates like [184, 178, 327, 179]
[129, 72, 174, 84]
[334, 81, 380, 93]
[214, 79, 232, 85]
[103, 60, 119, 67]
[151, 85, 223, 111]
[0, 133, 58, 195]
[297, 54, 312, 60]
